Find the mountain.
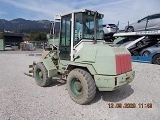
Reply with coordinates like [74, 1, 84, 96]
[0, 18, 57, 33]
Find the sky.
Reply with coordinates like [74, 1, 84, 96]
[0, 0, 160, 29]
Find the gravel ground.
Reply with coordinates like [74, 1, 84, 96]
[0, 52, 160, 120]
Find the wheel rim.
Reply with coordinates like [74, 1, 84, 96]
[143, 51, 150, 56]
[36, 68, 43, 82]
[70, 78, 83, 97]
[128, 27, 133, 32]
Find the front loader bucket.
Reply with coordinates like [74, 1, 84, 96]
[24, 61, 37, 77]
[29, 61, 36, 73]
[29, 65, 34, 73]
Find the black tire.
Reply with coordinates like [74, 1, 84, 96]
[67, 68, 96, 105]
[142, 50, 151, 56]
[127, 26, 134, 32]
[152, 54, 160, 65]
[34, 62, 52, 87]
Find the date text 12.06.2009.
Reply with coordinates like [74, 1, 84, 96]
[108, 103, 152, 108]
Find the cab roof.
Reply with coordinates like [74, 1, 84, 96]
[54, 9, 104, 20]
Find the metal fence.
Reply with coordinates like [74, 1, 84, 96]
[5, 41, 47, 50]
[3, 41, 47, 56]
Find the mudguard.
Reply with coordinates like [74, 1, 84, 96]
[67, 62, 97, 75]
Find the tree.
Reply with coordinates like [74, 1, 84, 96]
[38, 32, 47, 41]
[0, 32, 4, 39]
[29, 32, 47, 41]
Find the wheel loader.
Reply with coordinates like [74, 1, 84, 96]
[29, 9, 135, 105]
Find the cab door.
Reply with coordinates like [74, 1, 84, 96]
[59, 14, 72, 60]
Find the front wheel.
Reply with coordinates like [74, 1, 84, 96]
[34, 62, 52, 87]
[142, 50, 151, 56]
[152, 54, 160, 65]
[67, 68, 96, 105]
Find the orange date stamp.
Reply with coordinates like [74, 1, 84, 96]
[108, 103, 152, 108]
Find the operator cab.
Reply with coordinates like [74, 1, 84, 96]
[57, 9, 104, 61]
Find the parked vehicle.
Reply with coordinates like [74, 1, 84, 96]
[28, 9, 135, 105]
[115, 36, 159, 52]
[103, 24, 119, 34]
[5, 45, 13, 51]
[125, 13, 160, 32]
[114, 37, 144, 55]
[114, 36, 145, 49]
[113, 30, 160, 65]
[140, 42, 160, 56]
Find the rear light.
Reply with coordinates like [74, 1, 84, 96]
[116, 54, 132, 74]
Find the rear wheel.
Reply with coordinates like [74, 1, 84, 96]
[34, 62, 52, 87]
[127, 26, 134, 32]
[152, 54, 160, 65]
[67, 68, 96, 105]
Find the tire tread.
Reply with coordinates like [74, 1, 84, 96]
[67, 68, 96, 105]
[34, 62, 52, 87]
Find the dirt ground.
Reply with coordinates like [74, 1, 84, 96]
[0, 52, 160, 120]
